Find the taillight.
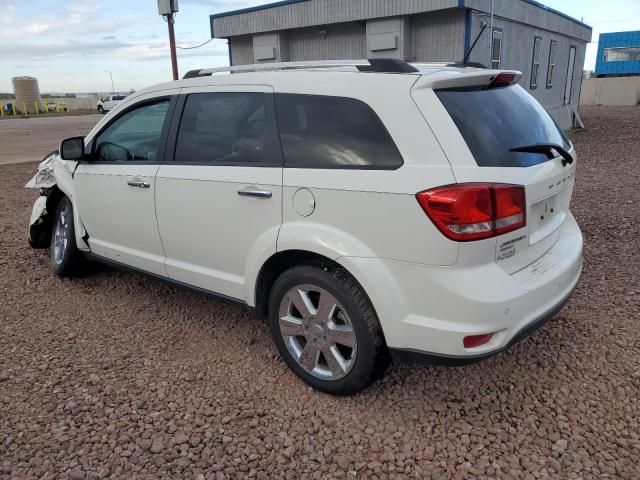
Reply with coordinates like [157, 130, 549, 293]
[416, 183, 526, 242]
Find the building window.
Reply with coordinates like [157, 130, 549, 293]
[604, 46, 640, 62]
[546, 40, 558, 88]
[530, 36, 542, 89]
[491, 29, 503, 69]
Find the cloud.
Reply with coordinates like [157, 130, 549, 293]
[0, 39, 129, 60]
[103, 35, 116, 40]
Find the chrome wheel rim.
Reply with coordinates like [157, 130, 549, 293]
[52, 204, 70, 265]
[279, 284, 357, 381]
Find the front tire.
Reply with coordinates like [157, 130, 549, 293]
[97, 105, 104, 114]
[50, 197, 84, 277]
[269, 264, 388, 395]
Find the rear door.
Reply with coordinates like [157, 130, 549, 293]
[155, 85, 283, 300]
[412, 81, 577, 272]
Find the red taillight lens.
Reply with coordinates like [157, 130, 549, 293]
[463, 333, 494, 349]
[489, 73, 517, 88]
[416, 183, 526, 242]
[493, 184, 526, 235]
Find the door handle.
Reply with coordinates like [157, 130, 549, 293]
[237, 186, 272, 199]
[127, 178, 150, 189]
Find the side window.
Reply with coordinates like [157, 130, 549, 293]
[275, 94, 403, 169]
[546, 40, 558, 88]
[491, 29, 503, 69]
[93, 100, 170, 162]
[174, 92, 279, 166]
[530, 36, 542, 89]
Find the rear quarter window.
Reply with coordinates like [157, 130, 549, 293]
[275, 93, 403, 169]
[436, 85, 570, 167]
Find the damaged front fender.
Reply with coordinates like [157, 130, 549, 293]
[26, 152, 64, 248]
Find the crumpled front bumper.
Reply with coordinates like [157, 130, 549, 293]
[26, 152, 60, 247]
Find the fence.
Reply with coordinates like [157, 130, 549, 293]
[0, 95, 99, 116]
[580, 77, 640, 106]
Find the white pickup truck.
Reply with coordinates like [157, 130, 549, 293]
[96, 94, 126, 113]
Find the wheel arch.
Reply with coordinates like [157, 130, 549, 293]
[254, 250, 342, 321]
[253, 249, 386, 334]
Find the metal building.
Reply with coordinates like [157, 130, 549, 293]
[209, 0, 591, 129]
[595, 31, 640, 77]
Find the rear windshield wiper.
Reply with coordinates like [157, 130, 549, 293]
[509, 143, 574, 167]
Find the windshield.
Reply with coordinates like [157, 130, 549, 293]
[436, 84, 570, 167]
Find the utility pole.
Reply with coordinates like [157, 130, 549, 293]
[158, 0, 180, 80]
[104, 70, 114, 93]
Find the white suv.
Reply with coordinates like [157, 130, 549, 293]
[27, 59, 583, 395]
[96, 94, 127, 113]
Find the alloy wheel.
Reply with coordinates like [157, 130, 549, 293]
[278, 284, 357, 381]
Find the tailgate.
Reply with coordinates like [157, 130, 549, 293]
[411, 78, 577, 272]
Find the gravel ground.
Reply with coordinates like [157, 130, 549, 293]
[1, 106, 639, 479]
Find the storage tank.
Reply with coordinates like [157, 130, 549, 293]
[12, 76, 42, 114]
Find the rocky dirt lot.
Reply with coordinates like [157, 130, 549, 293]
[1, 106, 639, 479]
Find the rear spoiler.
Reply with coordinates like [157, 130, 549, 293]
[413, 70, 522, 91]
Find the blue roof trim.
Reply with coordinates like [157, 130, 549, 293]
[210, 0, 309, 20]
[520, 0, 592, 30]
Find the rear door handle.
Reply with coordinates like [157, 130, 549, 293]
[127, 178, 150, 189]
[237, 186, 272, 199]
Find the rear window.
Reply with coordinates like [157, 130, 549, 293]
[275, 93, 403, 169]
[436, 85, 570, 167]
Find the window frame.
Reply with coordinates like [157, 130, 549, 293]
[530, 36, 543, 90]
[546, 39, 558, 89]
[168, 91, 284, 168]
[87, 95, 177, 165]
[274, 93, 404, 171]
[604, 46, 640, 62]
[491, 28, 503, 69]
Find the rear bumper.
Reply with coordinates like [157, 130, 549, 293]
[339, 211, 583, 360]
[388, 280, 577, 365]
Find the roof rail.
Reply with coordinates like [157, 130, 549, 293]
[182, 58, 419, 79]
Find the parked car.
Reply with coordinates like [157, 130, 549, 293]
[27, 59, 582, 395]
[97, 94, 126, 113]
[46, 101, 68, 112]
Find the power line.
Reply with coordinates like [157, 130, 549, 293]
[176, 38, 215, 50]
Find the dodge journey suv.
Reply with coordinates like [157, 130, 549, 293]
[27, 59, 583, 395]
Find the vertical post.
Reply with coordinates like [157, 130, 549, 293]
[166, 14, 179, 80]
[22, 102, 27, 115]
[0, 104, 4, 117]
[12, 103, 17, 116]
[35, 102, 39, 114]
[489, 0, 494, 66]
[105, 71, 115, 93]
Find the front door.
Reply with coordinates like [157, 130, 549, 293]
[155, 86, 283, 300]
[74, 95, 176, 276]
[564, 46, 577, 105]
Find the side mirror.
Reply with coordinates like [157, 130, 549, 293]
[59, 136, 85, 161]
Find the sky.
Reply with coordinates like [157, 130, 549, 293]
[1, 0, 639, 94]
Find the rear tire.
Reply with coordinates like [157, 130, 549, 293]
[50, 196, 84, 277]
[269, 264, 389, 395]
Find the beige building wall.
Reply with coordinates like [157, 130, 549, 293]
[580, 77, 640, 106]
